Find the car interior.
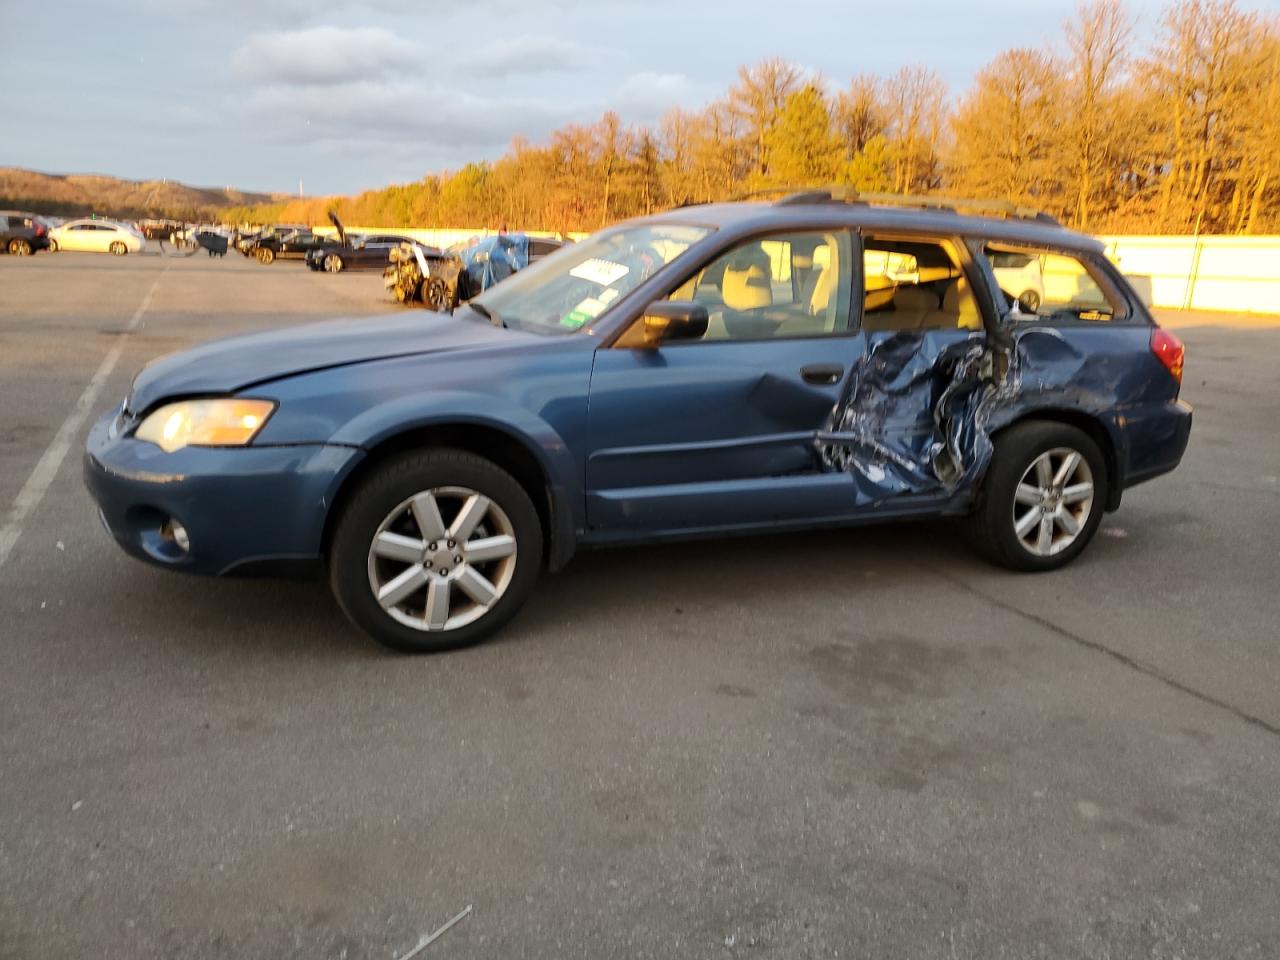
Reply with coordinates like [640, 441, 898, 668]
[667, 232, 847, 340]
[860, 237, 983, 332]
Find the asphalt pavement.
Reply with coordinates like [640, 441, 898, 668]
[1, 248, 1278, 959]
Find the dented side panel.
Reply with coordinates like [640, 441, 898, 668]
[818, 318, 1180, 507]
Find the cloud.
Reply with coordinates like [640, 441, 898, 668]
[457, 35, 601, 75]
[608, 72, 714, 123]
[231, 26, 418, 86]
[241, 79, 574, 155]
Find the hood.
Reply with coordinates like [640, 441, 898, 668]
[328, 209, 345, 246]
[127, 310, 526, 414]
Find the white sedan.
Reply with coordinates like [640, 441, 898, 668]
[48, 219, 144, 255]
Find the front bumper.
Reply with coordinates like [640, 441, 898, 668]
[84, 410, 364, 576]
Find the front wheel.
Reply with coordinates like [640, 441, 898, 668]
[256, 247, 275, 264]
[47, 239, 58, 253]
[329, 449, 543, 653]
[109, 241, 127, 256]
[1017, 290, 1041, 313]
[965, 421, 1107, 571]
[323, 253, 344, 273]
[8, 238, 32, 255]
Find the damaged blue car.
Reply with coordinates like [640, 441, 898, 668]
[84, 191, 1191, 653]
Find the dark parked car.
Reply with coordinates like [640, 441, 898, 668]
[247, 228, 327, 264]
[305, 215, 417, 273]
[85, 191, 1191, 653]
[0, 210, 51, 255]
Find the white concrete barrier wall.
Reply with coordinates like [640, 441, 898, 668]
[315, 225, 1280, 316]
[1101, 235, 1280, 315]
[313, 226, 586, 249]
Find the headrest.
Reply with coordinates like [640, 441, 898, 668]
[722, 263, 773, 310]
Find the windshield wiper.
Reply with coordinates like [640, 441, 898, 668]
[468, 301, 504, 328]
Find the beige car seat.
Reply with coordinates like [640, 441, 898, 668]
[721, 261, 773, 310]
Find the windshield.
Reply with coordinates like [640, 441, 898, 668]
[470, 223, 713, 334]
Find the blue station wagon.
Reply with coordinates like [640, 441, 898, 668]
[85, 191, 1192, 652]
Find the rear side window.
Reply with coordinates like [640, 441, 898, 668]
[860, 235, 984, 332]
[984, 245, 1127, 322]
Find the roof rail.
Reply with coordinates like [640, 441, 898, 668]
[773, 186, 1061, 225]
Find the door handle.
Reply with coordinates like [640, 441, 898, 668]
[800, 363, 844, 386]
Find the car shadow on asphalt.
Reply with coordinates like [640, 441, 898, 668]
[102, 510, 1152, 661]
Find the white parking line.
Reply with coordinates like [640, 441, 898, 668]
[0, 269, 166, 568]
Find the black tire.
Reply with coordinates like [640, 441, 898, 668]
[256, 246, 275, 264]
[1018, 290, 1041, 313]
[324, 253, 344, 273]
[47, 239, 58, 253]
[8, 238, 31, 256]
[110, 241, 127, 256]
[329, 448, 543, 653]
[964, 420, 1107, 572]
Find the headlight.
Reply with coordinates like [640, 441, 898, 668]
[134, 399, 275, 453]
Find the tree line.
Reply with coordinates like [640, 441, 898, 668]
[226, 0, 1280, 236]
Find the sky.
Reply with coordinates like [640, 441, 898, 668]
[3, 0, 1253, 198]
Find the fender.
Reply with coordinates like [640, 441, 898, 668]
[325, 389, 585, 560]
[986, 399, 1130, 497]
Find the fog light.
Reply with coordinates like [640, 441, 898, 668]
[163, 519, 191, 553]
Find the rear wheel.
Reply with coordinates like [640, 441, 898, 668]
[965, 421, 1107, 571]
[329, 449, 543, 653]
[256, 246, 275, 264]
[8, 238, 31, 256]
[1017, 290, 1041, 313]
[109, 241, 127, 256]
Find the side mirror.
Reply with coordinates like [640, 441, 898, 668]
[642, 300, 708, 346]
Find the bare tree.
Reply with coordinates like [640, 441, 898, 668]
[1064, 0, 1132, 227]
[882, 66, 948, 194]
[727, 58, 805, 180]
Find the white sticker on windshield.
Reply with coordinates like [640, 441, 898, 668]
[571, 297, 609, 318]
[569, 258, 629, 287]
[598, 288, 621, 305]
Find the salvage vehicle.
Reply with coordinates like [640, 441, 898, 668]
[246, 228, 327, 264]
[85, 191, 1191, 653]
[382, 242, 466, 312]
[383, 232, 567, 311]
[304, 213, 416, 273]
[455, 233, 570, 300]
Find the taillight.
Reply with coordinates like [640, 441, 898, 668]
[1151, 328, 1184, 385]
[34, 223, 45, 236]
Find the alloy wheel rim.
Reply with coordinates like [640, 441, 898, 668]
[325, 255, 341, 272]
[366, 486, 518, 632]
[1012, 446, 1094, 557]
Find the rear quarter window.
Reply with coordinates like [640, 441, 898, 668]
[984, 245, 1129, 323]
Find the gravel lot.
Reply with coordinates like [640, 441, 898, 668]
[1, 249, 1278, 959]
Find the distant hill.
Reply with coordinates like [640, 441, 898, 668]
[0, 167, 286, 220]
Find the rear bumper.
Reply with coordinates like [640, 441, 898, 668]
[84, 410, 363, 576]
[1121, 398, 1193, 491]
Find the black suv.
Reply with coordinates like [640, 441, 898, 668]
[0, 211, 51, 255]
